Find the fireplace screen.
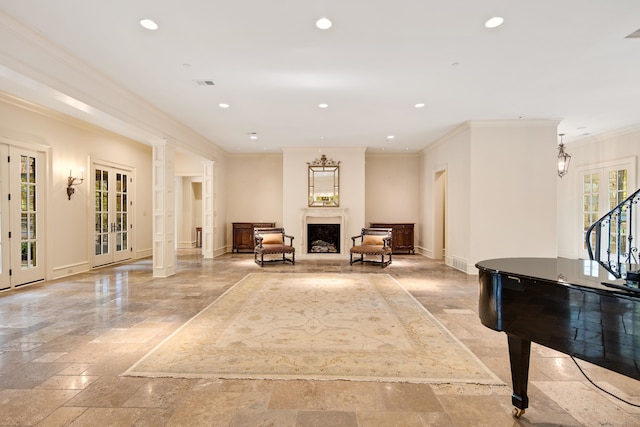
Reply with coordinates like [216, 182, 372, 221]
[307, 224, 340, 253]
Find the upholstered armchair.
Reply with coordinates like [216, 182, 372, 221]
[254, 227, 295, 267]
[349, 228, 393, 268]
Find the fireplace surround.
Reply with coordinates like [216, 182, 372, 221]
[300, 208, 348, 257]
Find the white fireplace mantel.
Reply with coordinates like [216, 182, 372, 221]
[300, 208, 348, 257]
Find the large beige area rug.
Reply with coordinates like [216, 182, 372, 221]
[124, 273, 502, 384]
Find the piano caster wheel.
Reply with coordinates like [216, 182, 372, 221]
[512, 408, 526, 418]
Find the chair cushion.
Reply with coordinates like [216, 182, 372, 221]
[362, 235, 384, 245]
[257, 244, 295, 254]
[261, 233, 283, 244]
[350, 245, 391, 255]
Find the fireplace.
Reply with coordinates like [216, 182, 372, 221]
[307, 224, 340, 253]
[300, 207, 348, 258]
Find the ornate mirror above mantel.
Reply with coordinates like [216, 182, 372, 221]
[308, 155, 340, 207]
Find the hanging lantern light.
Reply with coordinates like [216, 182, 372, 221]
[557, 133, 571, 178]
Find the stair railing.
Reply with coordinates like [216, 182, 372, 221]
[586, 188, 640, 277]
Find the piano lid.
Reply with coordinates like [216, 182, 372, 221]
[476, 257, 640, 296]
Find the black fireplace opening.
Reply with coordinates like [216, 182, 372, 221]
[307, 224, 340, 253]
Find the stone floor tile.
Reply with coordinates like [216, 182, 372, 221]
[64, 376, 147, 407]
[379, 382, 442, 412]
[295, 410, 358, 427]
[35, 374, 100, 390]
[319, 380, 390, 411]
[437, 394, 522, 427]
[122, 378, 197, 408]
[66, 407, 146, 426]
[229, 409, 297, 427]
[357, 410, 426, 427]
[268, 380, 328, 410]
[532, 380, 640, 426]
[166, 391, 242, 426]
[34, 407, 87, 427]
[0, 389, 79, 425]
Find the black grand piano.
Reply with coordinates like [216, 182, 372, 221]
[477, 257, 640, 417]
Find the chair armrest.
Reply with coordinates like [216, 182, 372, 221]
[351, 235, 363, 245]
[284, 234, 295, 245]
[255, 235, 264, 248]
[383, 236, 392, 247]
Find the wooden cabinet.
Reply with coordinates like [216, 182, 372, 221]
[369, 223, 415, 254]
[232, 222, 276, 252]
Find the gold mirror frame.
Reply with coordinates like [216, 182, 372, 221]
[308, 155, 340, 207]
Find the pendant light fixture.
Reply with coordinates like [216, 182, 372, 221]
[557, 133, 571, 178]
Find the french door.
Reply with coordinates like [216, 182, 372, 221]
[92, 164, 132, 267]
[580, 159, 635, 259]
[0, 144, 45, 290]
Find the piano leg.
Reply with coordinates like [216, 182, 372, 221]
[507, 333, 531, 418]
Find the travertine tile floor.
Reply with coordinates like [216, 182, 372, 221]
[1, 251, 639, 426]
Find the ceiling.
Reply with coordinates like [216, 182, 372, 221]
[0, 0, 639, 154]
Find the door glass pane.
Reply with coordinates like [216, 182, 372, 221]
[608, 169, 629, 257]
[20, 155, 37, 269]
[95, 168, 109, 256]
[28, 157, 36, 183]
[583, 173, 599, 250]
[21, 213, 27, 238]
[116, 172, 128, 252]
[29, 213, 36, 239]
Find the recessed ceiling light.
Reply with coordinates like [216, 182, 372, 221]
[386, 135, 395, 141]
[140, 19, 158, 30]
[318, 103, 329, 108]
[414, 103, 425, 108]
[485, 17, 504, 28]
[316, 17, 332, 30]
[249, 133, 258, 140]
[219, 103, 229, 108]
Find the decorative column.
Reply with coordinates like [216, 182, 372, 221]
[152, 141, 176, 277]
[201, 160, 215, 259]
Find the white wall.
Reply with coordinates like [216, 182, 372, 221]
[420, 125, 472, 263]
[282, 147, 366, 258]
[420, 120, 558, 273]
[557, 128, 640, 259]
[0, 93, 153, 280]
[468, 121, 558, 270]
[365, 153, 420, 223]
[365, 153, 420, 245]
[225, 154, 283, 250]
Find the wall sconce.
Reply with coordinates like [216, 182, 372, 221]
[557, 133, 571, 178]
[67, 169, 84, 200]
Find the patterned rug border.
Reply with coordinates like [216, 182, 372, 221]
[123, 273, 503, 385]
